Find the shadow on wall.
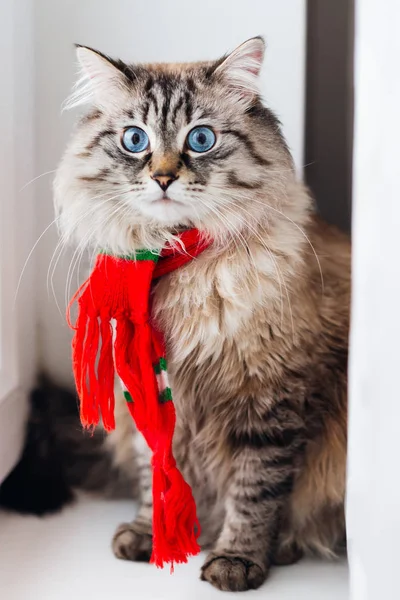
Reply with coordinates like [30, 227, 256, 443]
[305, 0, 354, 232]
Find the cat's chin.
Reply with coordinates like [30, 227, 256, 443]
[139, 198, 194, 227]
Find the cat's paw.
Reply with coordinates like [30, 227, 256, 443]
[112, 522, 152, 562]
[271, 541, 303, 566]
[200, 553, 268, 592]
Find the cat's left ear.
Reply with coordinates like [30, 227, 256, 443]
[214, 37, 265, 102]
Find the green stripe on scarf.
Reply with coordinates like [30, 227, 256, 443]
[154, 357, 168, 374]
[100, 249, 160, 262]
[159, 387, 173, 403]
[123, 390, 133, 403]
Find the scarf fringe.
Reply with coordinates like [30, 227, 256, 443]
[152, 461, 201, 569]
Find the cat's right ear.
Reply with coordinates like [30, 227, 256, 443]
[63, 45, 130, 111]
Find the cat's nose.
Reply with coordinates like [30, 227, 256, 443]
[151, 171, 178, 192]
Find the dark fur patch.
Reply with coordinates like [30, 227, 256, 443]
[184, 91, 193, 123]
[144, 75, 154, 93]
[80, 109, 103, 125]
[0, 377, 135, 516]
[221, 129, 272, 167]
[86, 128, 116, 152]
[103, 146, 145, 175]
[142, 101, 150, 124]
[149, 92, 160, 116]
[210, 148, 237, 162]
[171, 96, 184, 124]
[161, 94, 171, 130]
[180, 152, 192, 169]
[257, 475, 294, 501]
[229, 423, 304, 450]
[186, 77, 196, 93]
[78, 168, 111, 183]
[227, 171, 262, 190]
[123, 109, 136, 120]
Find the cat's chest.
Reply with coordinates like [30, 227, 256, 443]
[152, 255, 262, 365]
[150, 253, 288, 401]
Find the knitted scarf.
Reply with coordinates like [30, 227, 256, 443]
[68, 228, 210, 568]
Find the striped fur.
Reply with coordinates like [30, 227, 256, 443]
[55, 38, 350, 591]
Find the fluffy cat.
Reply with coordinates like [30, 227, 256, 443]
[54, 37, 350, 592]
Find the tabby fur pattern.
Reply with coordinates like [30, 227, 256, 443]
[54, 37, 350, 591]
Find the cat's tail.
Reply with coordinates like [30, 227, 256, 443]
[0, 375, 137, 516]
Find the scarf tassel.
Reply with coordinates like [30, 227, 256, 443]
[152, 460, 201, 568]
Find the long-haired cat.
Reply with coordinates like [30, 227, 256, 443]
[54, 37, 350, 592]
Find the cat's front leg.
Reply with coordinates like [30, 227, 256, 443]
[201, 401, 304, 592]
[112, 432, 153, 562]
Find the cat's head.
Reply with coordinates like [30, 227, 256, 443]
[54, 37, 298, 253]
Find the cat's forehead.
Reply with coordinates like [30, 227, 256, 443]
[136, 60, 215, 82]
[117, 61, 227, 129]
[131, 60, 219, 104]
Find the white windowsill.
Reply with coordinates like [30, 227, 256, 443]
[0, 496, 349, 600]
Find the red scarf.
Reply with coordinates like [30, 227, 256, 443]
[68, 228, 210, 568]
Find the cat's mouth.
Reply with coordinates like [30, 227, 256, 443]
[151, 193, 186, 206]
[139, 189, 193, 224]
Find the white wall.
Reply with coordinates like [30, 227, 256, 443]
[0, 0, 36, 482]
[34, 0, 306, 385]
[347, 1, 400, 598]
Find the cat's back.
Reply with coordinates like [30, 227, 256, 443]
[307, 215, 351, 335]
[310, 215, 351, 281]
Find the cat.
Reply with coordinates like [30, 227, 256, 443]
[54, 37, 350, 592]
[0, 377, 136, 515]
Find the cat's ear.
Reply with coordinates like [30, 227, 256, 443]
[214, 37, 265, 102]
[63, 45, 131, 111]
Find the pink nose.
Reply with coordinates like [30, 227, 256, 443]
[151, 171, 178, 191]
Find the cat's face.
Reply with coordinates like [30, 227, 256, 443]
[55, 37, 294, 253]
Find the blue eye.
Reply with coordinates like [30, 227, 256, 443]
[187, 126, 216, 153]
[121, 127, 149, 153]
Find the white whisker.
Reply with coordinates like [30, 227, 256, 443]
[14, 215, 61, 308]
[194, 194, 260, 297]
[64, 191, 132, 308]
[19, 169, 57, 193]
[218, 198, 292, 336]
[244, 196, 325, 294]
[48, 193, 122, 314]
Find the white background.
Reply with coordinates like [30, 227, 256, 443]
[0, 0, 36, 483]
[33, 0, 307, 385]
[347, 0, 400, 598]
